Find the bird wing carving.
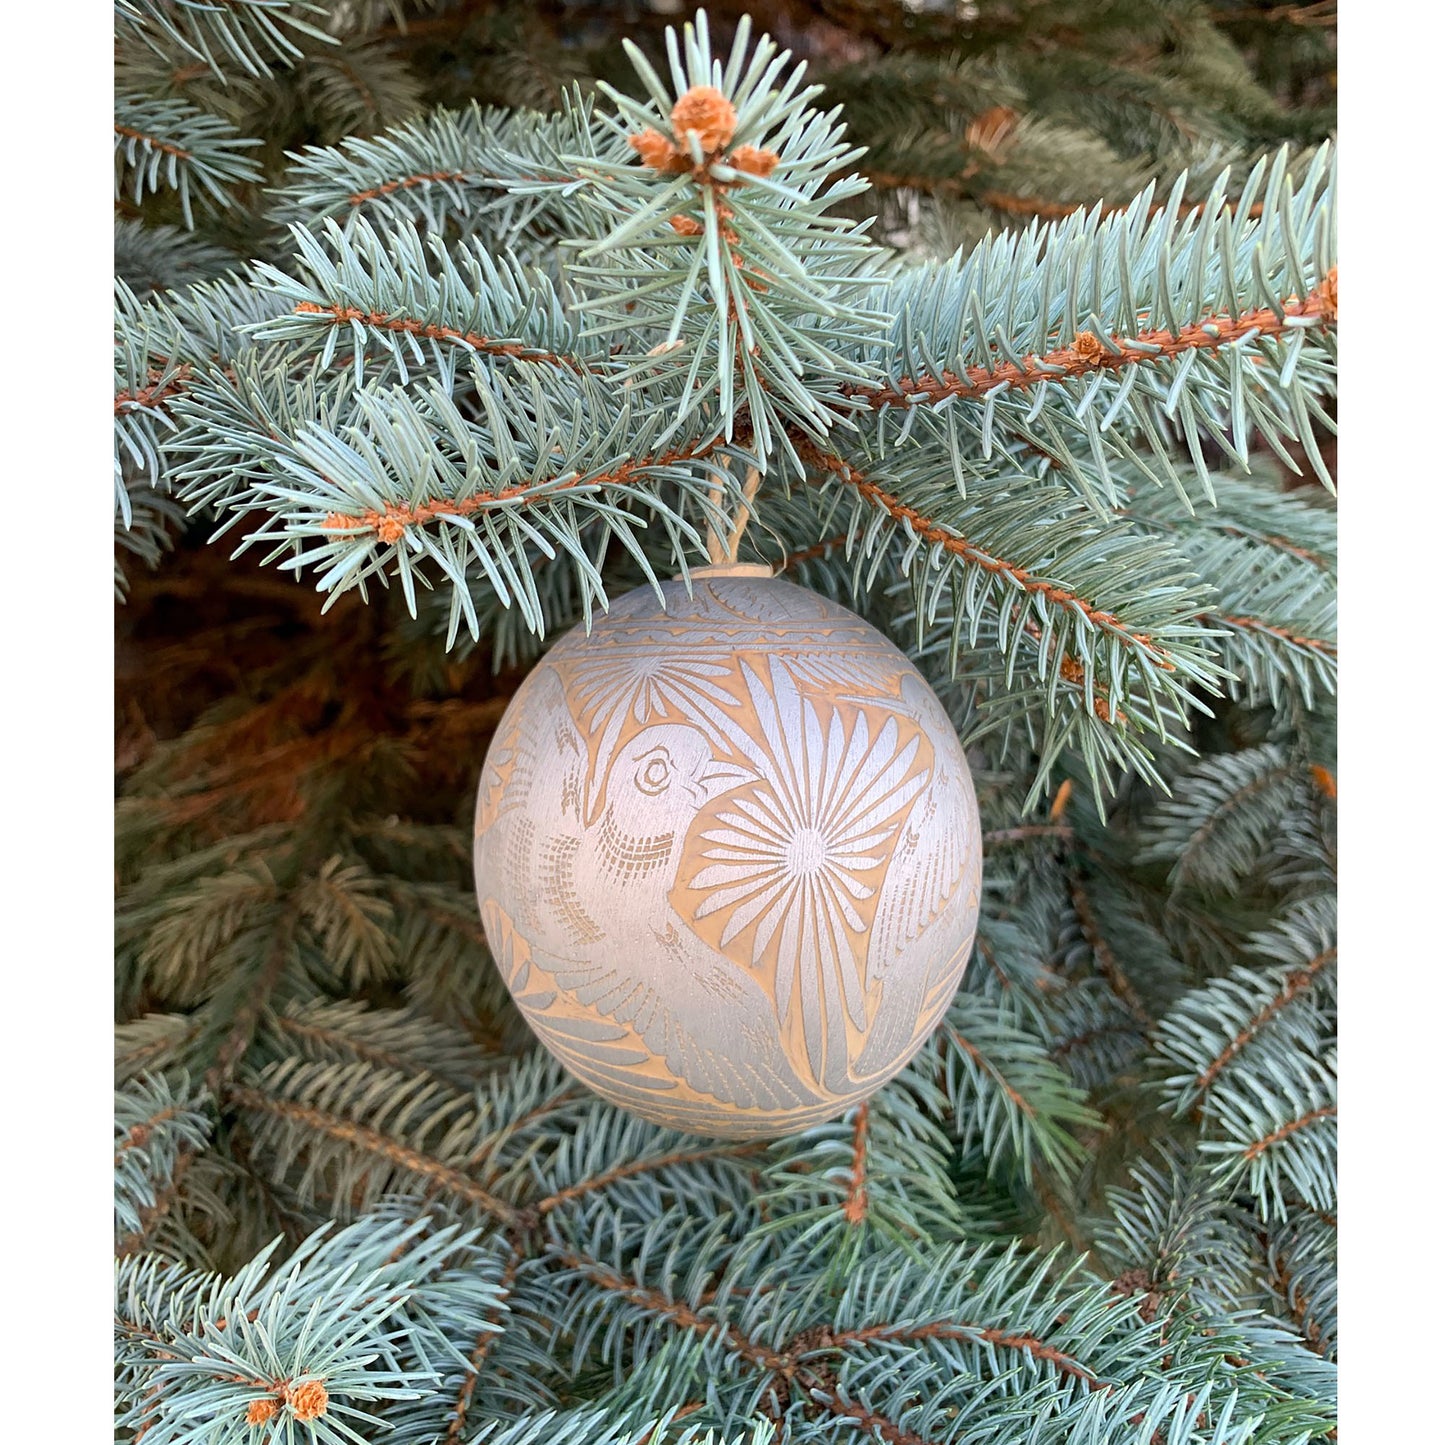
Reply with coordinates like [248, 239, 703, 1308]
[854, 748, 977, 1081]
[544, 931, 819, 1113]
[477, 667, 586, 827]
[864, 787, 965, 991]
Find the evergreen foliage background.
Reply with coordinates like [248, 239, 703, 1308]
[113, 3, 1338, 1441]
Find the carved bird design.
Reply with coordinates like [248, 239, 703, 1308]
[475, 667, 820, 1115]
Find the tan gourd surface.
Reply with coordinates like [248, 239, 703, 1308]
[474, 568, 982, 1138]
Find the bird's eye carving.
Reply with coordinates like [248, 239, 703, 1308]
[635, 746, 674, 795]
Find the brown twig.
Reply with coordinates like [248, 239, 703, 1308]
[1265, 1241, 1330, 1356]
[225, 1085, 525, 1227]
[974, 934, 1013, 991]
[1122, 507, 1333, 571]
[947, 1026, 1034, 1116]
[1241, 1104, 1336, 1161]
[777, 531, 853, 572]
[290, 301, 586, 373]
[535, 1143, 762, 1215]
[345, 169, 477, 206]
[115, 1105, 186, 1165]
[841, 1102, 870, 1226]
[802, 444, 1175, 669]
[1032, 1165, 1094, 1258]
[115, 123, 191, 160]
[1217, 529, 1331, 569]
[549, 1249, 784, 1369]
[809, 1396, 932, 1445]
[844, 273, 1337, 410]
[207, 904, 300, 1090]
[272, 1012, 469, 1088]
[1210, 1, 1336, 26]
[1173, 758, 1294, 878]
[321, 438, 730, 543]
[1196, 947, 1336, 1093]
[826, 1319, 1104, 1389]
[116, 1146, 198, 1259]
[115, 366, 194, 415]
[1209, 613, 1337, 656]
[1068, 878, 1152, 1028]
[444, 1250, 520, 1443]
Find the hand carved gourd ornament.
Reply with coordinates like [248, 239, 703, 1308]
[473, 564, 982, 1138]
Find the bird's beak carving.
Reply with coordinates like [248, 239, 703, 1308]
[686, 757, 754, 803]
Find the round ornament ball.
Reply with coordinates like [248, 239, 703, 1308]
[473, 564, 982, 1138]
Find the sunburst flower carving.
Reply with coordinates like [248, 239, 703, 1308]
[571, 651, 735, 732]
[687, 658, 931, 1089]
